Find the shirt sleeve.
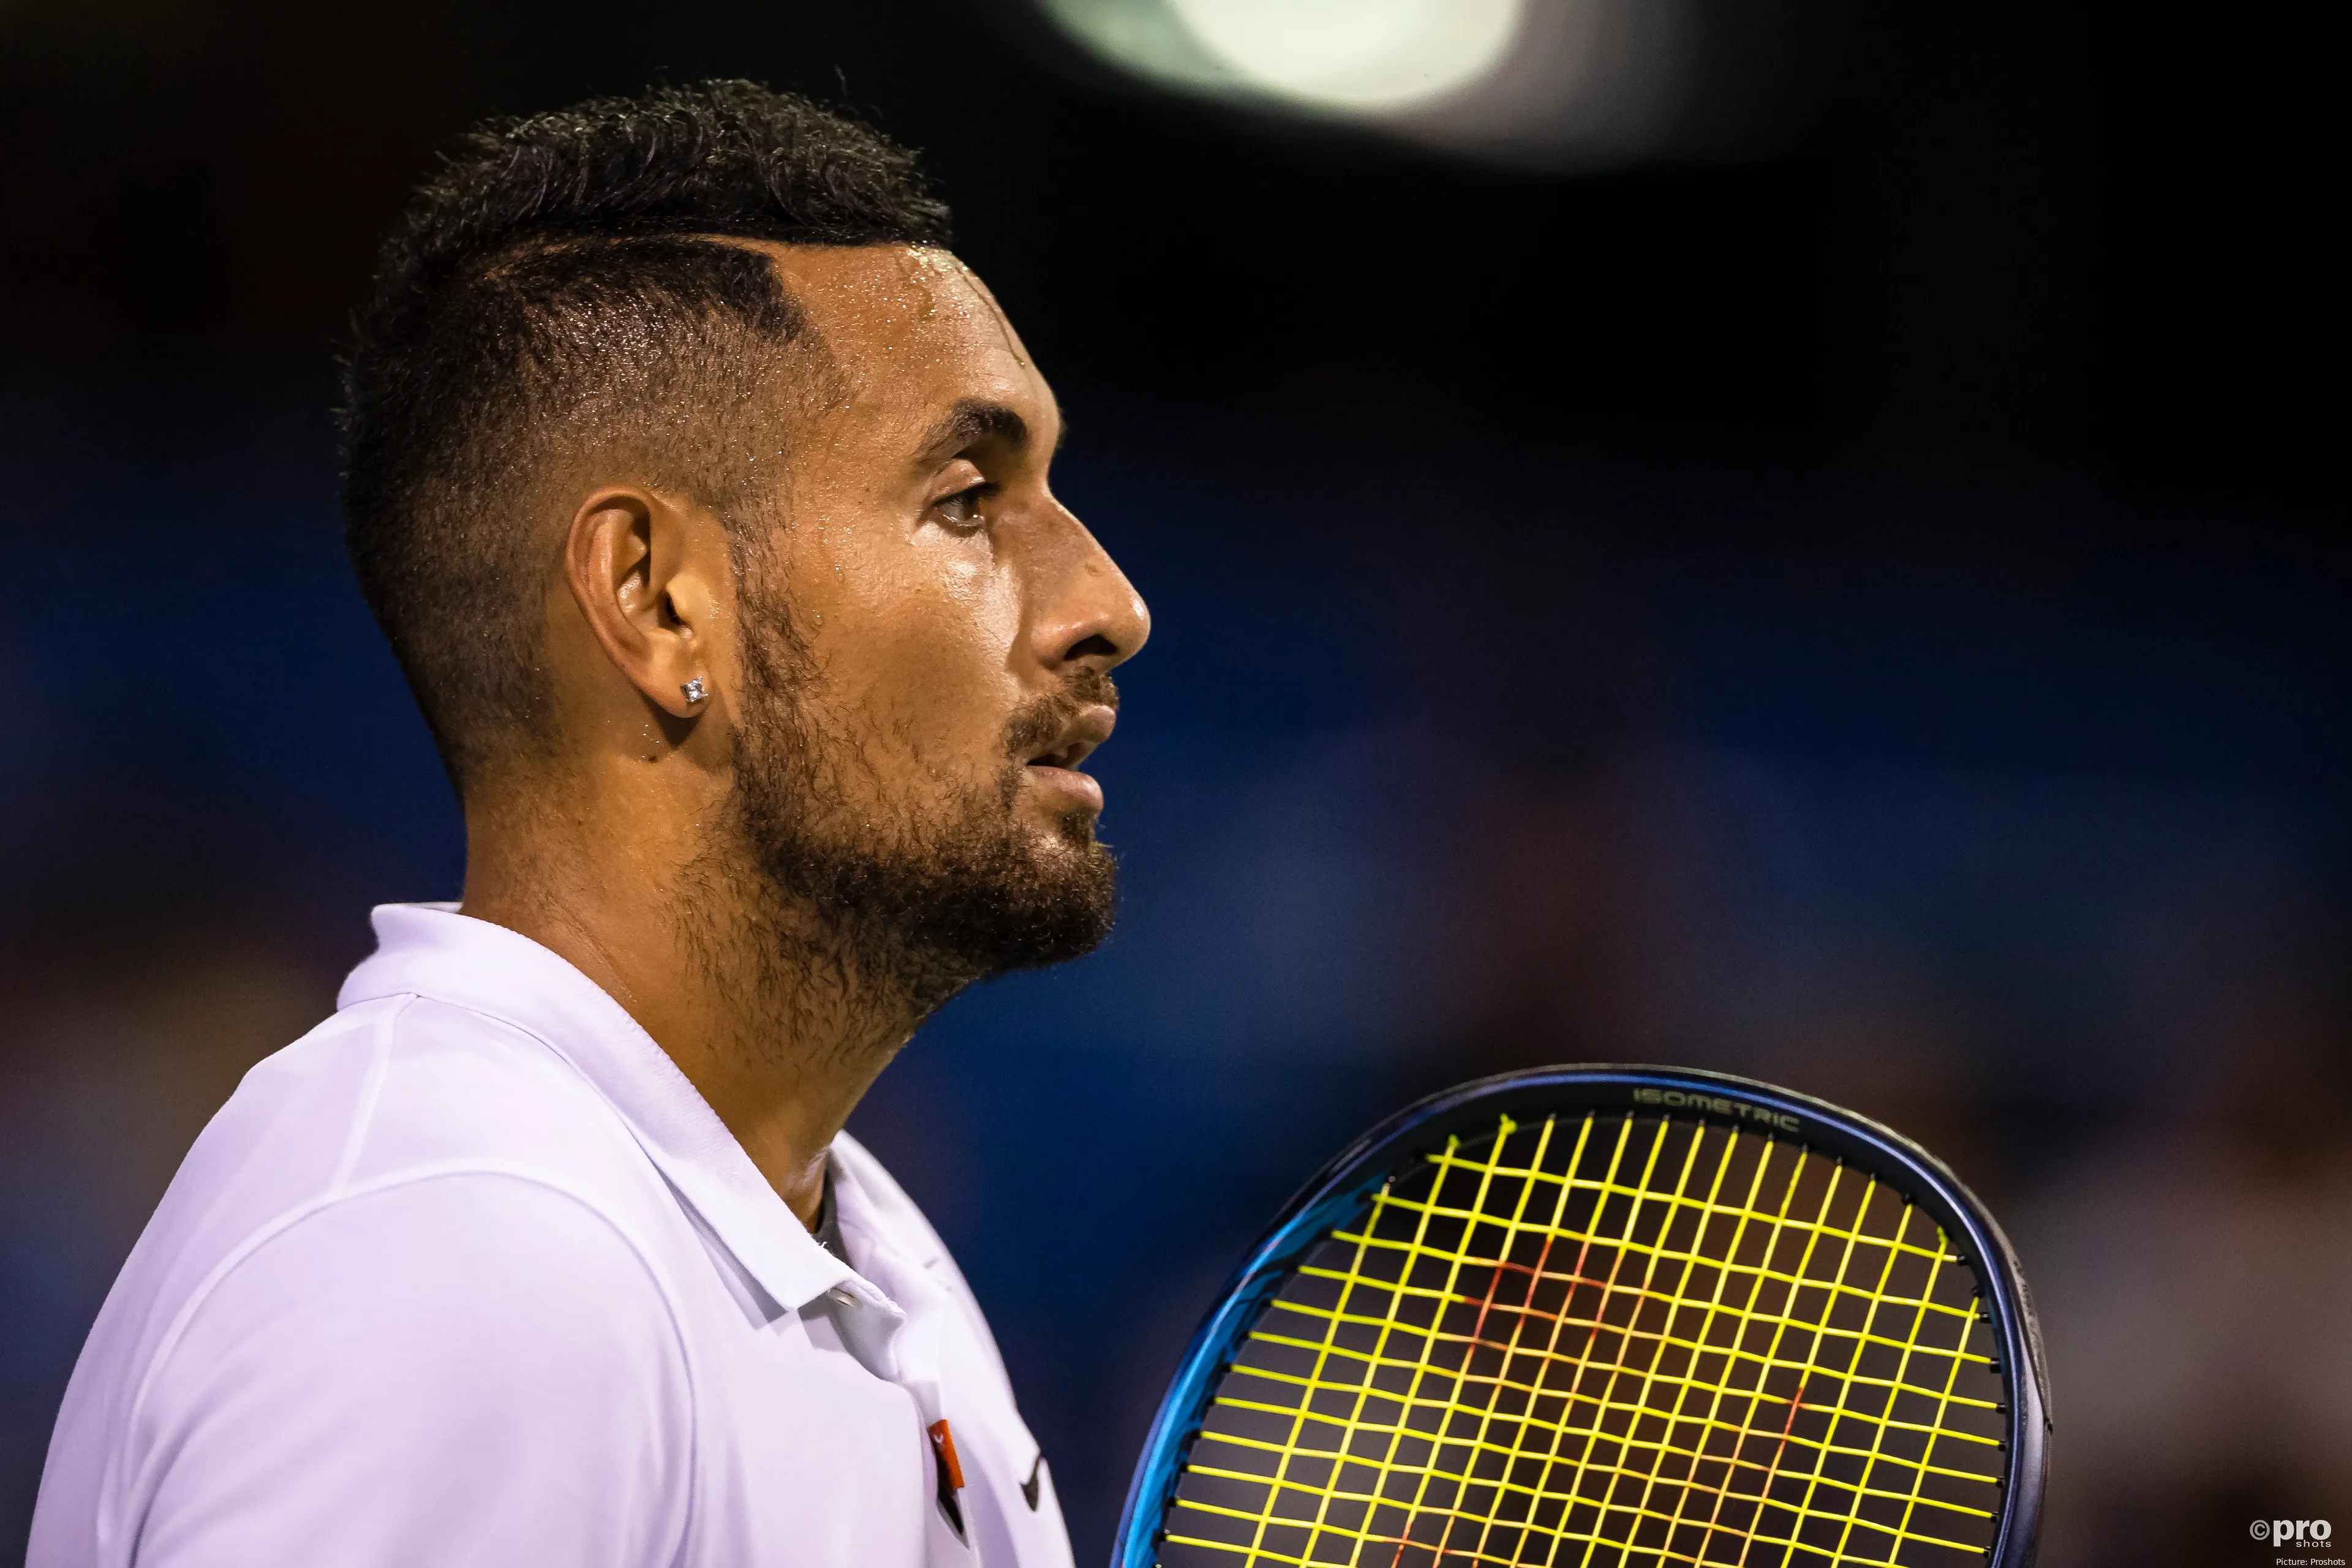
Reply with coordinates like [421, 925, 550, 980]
[127, 1172, 692, 1568]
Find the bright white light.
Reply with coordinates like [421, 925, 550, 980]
[1164, 0, 1523, 112]
[1033, 0, 1696, 169]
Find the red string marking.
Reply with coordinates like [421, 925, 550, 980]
[1389, 1236, 1529, 1568]
[1386, 1121, 1657, 1568]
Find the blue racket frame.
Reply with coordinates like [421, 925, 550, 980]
[1114, 1065, 2049, 1568]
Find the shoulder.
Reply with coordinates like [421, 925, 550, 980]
[77, 992, 692, 1441]
[195, 990, 664, 1219]
[168, 989, 695, 1340]
[82, 1175, 692, 1568]
[38, 984, 708, 1566]
[170, 1169, 690, 1379]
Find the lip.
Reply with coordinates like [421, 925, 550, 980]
[1022, 703, 1115, 771]
[1022, 761, 1106, 813]
[1020, 702, 1116, 812]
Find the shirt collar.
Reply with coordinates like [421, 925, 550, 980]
[337, 902, 889, 1325]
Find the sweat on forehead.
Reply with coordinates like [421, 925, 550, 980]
[758, 244, 1013, 360]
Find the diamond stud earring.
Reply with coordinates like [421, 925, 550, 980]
[681, 677, 709, 706]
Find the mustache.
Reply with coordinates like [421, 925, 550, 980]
[1003, 668, 1119, 762]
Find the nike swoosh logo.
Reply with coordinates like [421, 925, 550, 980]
[1020, 1453, 1044, 1511]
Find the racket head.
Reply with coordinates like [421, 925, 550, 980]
[1117, 1066, 2049, 1568]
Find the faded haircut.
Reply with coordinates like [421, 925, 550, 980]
[338, 80, 952, 795]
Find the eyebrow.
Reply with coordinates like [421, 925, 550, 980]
[916, 398, 1066, 462]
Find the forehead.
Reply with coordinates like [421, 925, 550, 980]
[755, 241, 1054, 440]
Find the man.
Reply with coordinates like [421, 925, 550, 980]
[30, 80, 1147, 1568]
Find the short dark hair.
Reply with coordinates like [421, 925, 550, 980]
[339, 81, 952, 794]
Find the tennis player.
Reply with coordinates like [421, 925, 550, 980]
[29, 81, 1145, 1568]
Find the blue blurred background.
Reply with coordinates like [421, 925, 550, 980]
[0, 1, 2344, 1564]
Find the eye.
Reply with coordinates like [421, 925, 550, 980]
[933, 481, 994, 534]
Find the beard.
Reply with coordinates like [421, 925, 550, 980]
[718, 598, 1119, 1020]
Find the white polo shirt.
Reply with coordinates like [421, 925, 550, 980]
[29, 903, 1075, 1568]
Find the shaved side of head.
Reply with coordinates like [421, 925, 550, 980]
[339, 82, 951, 796]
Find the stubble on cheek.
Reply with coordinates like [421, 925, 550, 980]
[826, 561, 1026, 816]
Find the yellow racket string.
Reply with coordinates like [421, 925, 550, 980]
[1159, 1112, 2007, 1567]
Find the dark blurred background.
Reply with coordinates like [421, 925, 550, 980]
[0, 0, 2343, 1563]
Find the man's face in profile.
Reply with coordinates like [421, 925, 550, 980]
[714, 244, 1149, 994]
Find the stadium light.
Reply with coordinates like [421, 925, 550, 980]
[1163, 0, 1521, 113]
[1031, 0, 1696, 170]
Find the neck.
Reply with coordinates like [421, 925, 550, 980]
[458, 782, 930, 1229]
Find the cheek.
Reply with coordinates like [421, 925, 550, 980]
[812, 538, 1024, 773]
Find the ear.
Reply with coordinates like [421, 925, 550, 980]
[561, 486, 723, 722]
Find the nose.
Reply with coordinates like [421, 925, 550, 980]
[1027, 501, 1150, 677]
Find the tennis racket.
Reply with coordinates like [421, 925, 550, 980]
[1117, 1066, 2049, 1568]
